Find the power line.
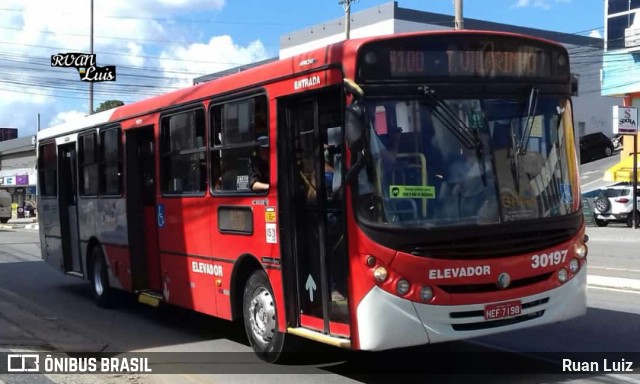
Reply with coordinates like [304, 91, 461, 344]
[0, 41, 263, 67]
[0, 7, 301, 26]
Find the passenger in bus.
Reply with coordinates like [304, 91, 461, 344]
[301, 146, 336, 201]
[440, 145, 497, 222]
[249, 136, 270, 191]
[378, 125, 402, 163]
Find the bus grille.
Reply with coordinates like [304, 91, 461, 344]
[407, 229, 575, 259]
[438, 273, 553, 294]
[451, 311, 545, 331]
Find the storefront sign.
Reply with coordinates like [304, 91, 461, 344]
[613, 106, 638, 134]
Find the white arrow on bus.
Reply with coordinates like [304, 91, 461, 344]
[305, 275, 317, 302]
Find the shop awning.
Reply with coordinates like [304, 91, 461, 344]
[604, 154, 640, 182]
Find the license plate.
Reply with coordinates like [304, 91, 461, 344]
[484, 300, 522, 320]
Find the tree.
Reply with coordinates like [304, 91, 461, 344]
[94, 100, 124, 113]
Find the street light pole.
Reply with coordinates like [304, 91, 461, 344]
[339, 0, 355, 40]
[89, 0, 94, 115]
[633, 134, 638, 228]
[454, 0, 464, 30]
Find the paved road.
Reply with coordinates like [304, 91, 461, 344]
[579, 152, 625, 193]
[1, 229, 640, 384]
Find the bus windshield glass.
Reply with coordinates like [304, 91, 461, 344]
[355, 95, 578, 228]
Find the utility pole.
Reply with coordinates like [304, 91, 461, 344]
[37, 113, 40, 132]
[454, 0, 464, 30]
[89, 0, 94, 115]
[339, 0, 356, 40]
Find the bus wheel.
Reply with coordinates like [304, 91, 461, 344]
[243, 270, 289, 362]
[91, 246, 112, 308]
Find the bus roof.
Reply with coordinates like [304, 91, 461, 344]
[37, 29, 565, 142]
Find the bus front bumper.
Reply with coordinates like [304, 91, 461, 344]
[355, 267, 586, 351]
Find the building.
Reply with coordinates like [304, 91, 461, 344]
[0, 136, 38, 206]
[0, 128, 18, 142]
[196, 1, 618, 139]
[602, 0, 640, 183]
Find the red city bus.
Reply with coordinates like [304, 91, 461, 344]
[37, 30, 587, 362]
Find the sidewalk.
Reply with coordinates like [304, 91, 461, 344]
[585, 224, 640, 242]
[0, 217, 38, 230]
[585, 224, 640, 291]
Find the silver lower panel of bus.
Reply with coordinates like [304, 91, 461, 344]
[355, 267, 587, 351]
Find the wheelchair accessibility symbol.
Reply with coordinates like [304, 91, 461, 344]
[157, 204, 166, 228]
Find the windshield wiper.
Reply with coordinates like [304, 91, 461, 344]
[517, 87, 539, 155]
[508, 87, 540, 192]
[421, 86, 479, 149]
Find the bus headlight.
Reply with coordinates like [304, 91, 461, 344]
[419, 286, 433, 302]
[569, 258, 580, 273]
[558, 268, 568, 283]
[373, 266, 388, 283]
[575, 243, 588, 258]
[396, 279, 411, 296]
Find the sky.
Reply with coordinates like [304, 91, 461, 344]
[0, 0, 606, 137]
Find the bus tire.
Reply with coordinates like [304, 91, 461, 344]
[242, 270, 292, 362]
[90, 246, 113, 308]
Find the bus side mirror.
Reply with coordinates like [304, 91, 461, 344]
[343, 77, 366, 151]
[571, 73, 579, 96]
[346, 103, 364, 151]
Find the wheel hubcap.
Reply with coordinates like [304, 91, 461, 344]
[248, 287, 276, 346]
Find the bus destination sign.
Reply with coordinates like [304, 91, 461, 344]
[389, 47, 551, 79]
[358, 35, 568, 82]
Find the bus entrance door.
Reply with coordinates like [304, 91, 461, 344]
[125, 126, 161, 293]
[278, 89, 350, 339]
[58, 142, 83, 275]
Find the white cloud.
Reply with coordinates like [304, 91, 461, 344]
[589, 30, 603, 39]
[0, 0, 275, 136]
[159, 35, 270, 88]
[50, 110, 88, 126]
[513, 0, 554, 9]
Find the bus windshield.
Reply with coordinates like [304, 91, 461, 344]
[355, 94, 578, 228]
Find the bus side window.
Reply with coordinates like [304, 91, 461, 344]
[160, 109, 206, 195]
[211, 94, 268, 193]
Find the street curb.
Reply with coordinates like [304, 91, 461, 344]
[587, 275, 640, 292]
[0, 223, 39, 230]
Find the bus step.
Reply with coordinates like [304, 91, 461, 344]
[138, 291, 163, 307]
[287, 327, 351, 349]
